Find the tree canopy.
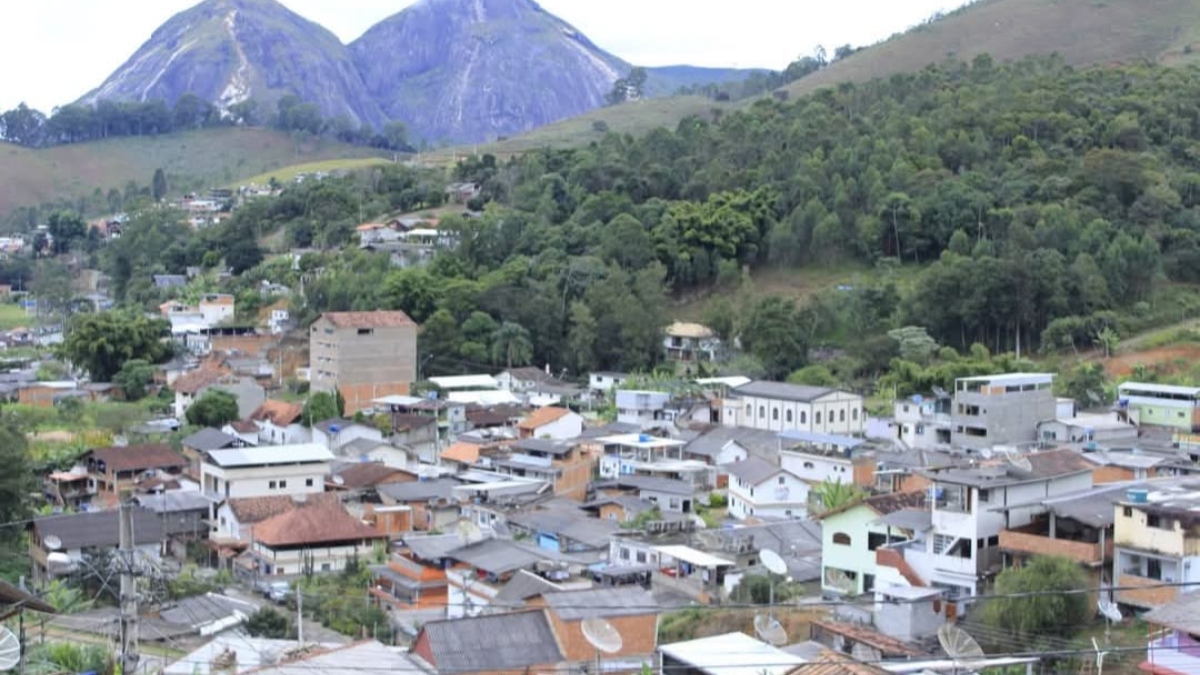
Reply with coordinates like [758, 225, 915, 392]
[59, 311, 171, 381]
[185, 390, 240, 428]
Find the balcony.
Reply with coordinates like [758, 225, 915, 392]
[1117, 574, 1179, 608]
[1145, 632, 1200, 675]
[1000, 525, 1112, 567]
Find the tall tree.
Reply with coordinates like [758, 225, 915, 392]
[983, 556, 1089, 638]
[59, 311, 171, 381]
[491, 321, 534, 369]
[186, 390, 239, 428]
[152, 168, 168, 202]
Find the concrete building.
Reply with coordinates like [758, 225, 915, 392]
[817, 491, 927, 596]
[1117, 382, 1200, 433]
[517, 406, 583, 440]
[1142, 592, 1200, 675]
[892, 392, 952, 450]
[724, 456, 809, 520]
[309, 311, 418, 414]
[1114, 482, 1200, 609]
[198, 294, 235, 325]
[663, 322, 720, 366]
[779, 431, 876, 490]
[722, 381, 866, 435]
[950, 373, 1056, 450]
[1037, 411, 1137, 445]
[491, 438, 595, 501]
[246, 499, 386, 576]
[199, 444, 333, 503]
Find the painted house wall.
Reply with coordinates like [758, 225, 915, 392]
[251, 540, 378, 576]
[722, 391, 865, 435]
[200, 462, 330, 501]
[727, 471, 810, 520]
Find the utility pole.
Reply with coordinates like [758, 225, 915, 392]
[118, 494, 139, 675]
[296, 588, 304, 644]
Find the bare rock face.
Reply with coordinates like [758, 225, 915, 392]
[79, 0, 386, 128]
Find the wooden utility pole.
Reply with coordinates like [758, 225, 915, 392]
[118, 494, 139, 675]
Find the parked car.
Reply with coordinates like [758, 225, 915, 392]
[267, 581, 291, 604]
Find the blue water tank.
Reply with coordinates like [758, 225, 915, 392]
[638, 434, 652, 443]
[1127, 489, 1149, 504]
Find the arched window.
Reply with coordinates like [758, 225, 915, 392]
[759, 406, 766, 419]
[803, 461, 815, 469]
[772, 408, 779, 421]
[852, 408, 859, 421]
[840, 409, 846, 422]
[746, 404, 751, 417]
[833, 532, 852, 546]
[786, 410, 793, 424]
[800, 411, 807, 424]
[815, 412, 822, 425]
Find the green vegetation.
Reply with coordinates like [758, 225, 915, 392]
[983, 555, 1090, 638]
[810, 479, 868, 515]
[246, 607, 293, 639]
[58, 311, 172, 381]
[186, 390, 240, 428]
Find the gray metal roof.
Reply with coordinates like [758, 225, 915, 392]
[492, 569, 561, 606]
[34, 507, 197, 549]
[402, 533, 469, 561]
[180, 427, 241, 452]
[684, 427, 780, 459]
[1143, 591, 1200, 633]
[722, 455, 783, 486]
[204, 444, 333, 468]
[542, 585, 655, 620]
[377, 478, 460, 503]
[579, 422, 641, 439]
[251, 639, 421, 675]
[733, 381, 835, 402]
[872, 508, 934, 532]
[446, 538, 546, 574]
[420, 610, 563, 675]
[510, 438, 576, 456]
[507, 509, 620, 549]
[159, 593, 257, 629]
[598, 475, 696, 496]
[134, 491, 214, 514]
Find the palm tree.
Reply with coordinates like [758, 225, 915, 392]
[491, 321, 533, 368]
[811, 479, 867, 515]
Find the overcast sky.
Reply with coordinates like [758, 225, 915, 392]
[0, 0, 968, 112]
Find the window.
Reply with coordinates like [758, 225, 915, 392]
[1147, 514, 1162, 528]
[1148, 558, 1163, 580]
[786, 410, 793, 423]
[867, 532, 889, 551]
[321, 563, 332, 572]
[800, 412, 807, 424]
[987, 535, 999, 547]
[833, 532, 852, 546]
[773, 408, 779, 421]
[357, 328, 374, 336]
[269, 480, 277, 489]
[933, 534, 954, 554]
[778, 476, 786, 485]
[746, 404, 752, 417]
[803, 461, 815, 469]
[306, 478, 314, 487]
[978, 489, 989, 504]
[669, 497, 682, 510]
[815, 412, 822, 425]
[279, 480, 287, 489]
[1123, 506, 1133, 517]
[839, 409, 845, 422]
[853, 408, 859, 421]
[759, 406, 766, 419]
[636, 551, 647, 563]
[620, 547, 630, 560]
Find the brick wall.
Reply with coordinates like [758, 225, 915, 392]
[554, 454, 594, 501]
[1118, 573, 1179, 608]
[544, 610, 658, 661]
[1092, 465, 1134, 484]
[876, 547, 926, 587]
[212, 334, 279, 357]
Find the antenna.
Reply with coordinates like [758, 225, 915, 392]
[1091, 637, 1110, 675]
[852, 643, 882, 663]
[0, 626, 19, 670]
[937, 623, 986, 671]
[753, 613, 788, 647]
[581, 617, 623, 654]
[43, 534, 63, 551]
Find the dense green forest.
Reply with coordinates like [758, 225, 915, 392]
[93, 55, 1200, 384]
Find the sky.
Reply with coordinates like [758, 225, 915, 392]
[0, 0, 970, 112]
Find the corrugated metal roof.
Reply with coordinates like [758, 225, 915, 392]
[204, 444, 334, 467]
[733, 381, 836, 403]
[542, 586, 656, 620]
[420, 610, 563, 675]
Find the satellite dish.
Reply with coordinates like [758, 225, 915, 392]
[759, 548, 788, 576]
[852, 643, 882, 663]
[43, 535, 62, 551]
[46, 552, 74, 573]
[825, 569, 856, 594]
[456, 520, 483, 544]
[978, 448, 993, 460]
[1005, 449, 1033, 474]
[0, 626, 20, 670]
[753, 614, 788, 647]
[332, 475, 346, 486]
[581, 617, 624, 654]
[937, 623, 985, 668]
[1098, 598, 1123, 623]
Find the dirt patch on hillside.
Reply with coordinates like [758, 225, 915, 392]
[30, 430, 77, 443]
[1103, 344, 1200, 378]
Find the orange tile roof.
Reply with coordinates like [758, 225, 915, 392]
[333, 463, 413, 489]
[228, 493, 340, 524]
[440, 442, 480, 465]
[321, 311, 415, 329]
[200, 294, 234, 306]
[173, 368, 227, 394]
[252, 499, 385, 548]
[518, 406, 571, 431]
[86, 444, 186, 473]
[249, 399, 304, 426]
[785, 649, 893, 675]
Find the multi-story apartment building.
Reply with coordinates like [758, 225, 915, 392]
[1114, 483, 1200, 609]
[892, 392, 952, 450]
[309, 311, 418, 413]
[491, 438, 594, 501]
[951, 373, 1056, 451]
[721, 381, 865, 435]
[1117, 382, 1200, 433]
[199, 444, 333, 504]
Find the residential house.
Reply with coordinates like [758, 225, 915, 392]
[180, 427, 245, 470]
[682, 426, 779, 469]
[370, 534, 455, 610]
[658, 632, 806, 675]
[596, 433, 688, 481]
[249, 400, 308, 445]
[132, 490, 211, 543]
[779, 431, 876, 491]
[443, 538, 584, 617]
[533, 586, 659, 661]
[243, 498, 387, 577]
[172, 368, 227, 419]
[874, 449, 1094, 602]
[221, 420, 260, 447]
[816, 491, 928, 596]
[187, 640, 419, 675]
[663, 322, 720, 366]
[18, 381, 83, 408]
[1083, 450, 1171, 483]
[310, 311, 418, 414]
[327, 461, 413, 498]
[492, 438, 594, 501]
[153, 274, 187, 290]
[210, 493, 341, 546]
[506, 501, 620, 555]
[199, 444, 334, 504]
[580, 494, 662, 524]
[411, 610, 566, 675]
[30, 507, 197, 582]
[1037, 411, 1137, 445]
[198, 294, 235, 325]
[892, 392, 952, 450]
[496, 367, 555, 393]
[1141, 591, 1200, 675]
[596, 475, 698, 514]
[1117, 382, 1200, 433]
[376, 479, 462, 531]
[722, 381, 866, 435]
[615, 389, 674, 428]
[312, 418, 384, 452]
[517, 406, 583, 440]
[43, 467, 93, 510]
[83, 444, 188, 506]
[589, 371, 629, 394]
[951, 373, 1056, 450]
[724, 456, 809, 520]
[608, 534, 738, 604]
[1113, 482, 1200, 609]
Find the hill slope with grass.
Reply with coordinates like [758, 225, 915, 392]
[782, 0, 1200, 98]
[0, 127, 383, 217]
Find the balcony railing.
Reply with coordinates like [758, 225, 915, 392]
[999, 529, 1112, 566]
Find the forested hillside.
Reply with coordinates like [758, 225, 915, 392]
[100, 56, 1200, 383]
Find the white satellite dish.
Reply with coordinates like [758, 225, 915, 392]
[331, 475, 345, 486]
[852, 643, 882, 663]
[46, 552, 74, 574]
[1006, 450, 1033, 474]
[978, 448, 994, 460]
[759, 548, 788, 576]
[825, 569, 856, 594]
[937, 623, 985, 668]
[581, 617, 624, 654]
[0, 625, 20, 670]
[1098, 598, 1123, 623]
[753, 613, 788, 647]
[43, 535, 63, 551]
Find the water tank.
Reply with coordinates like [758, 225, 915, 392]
[638, 434, 652, 443]
[1127, 489, 1149, 504]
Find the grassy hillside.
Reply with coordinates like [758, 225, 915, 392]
[783, 0, 1200, 98]
[0, 128, 384, 216]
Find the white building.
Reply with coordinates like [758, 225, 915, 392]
[199, 444, 333, 502]
[588, 372, 629, 393]
[615, 389, 673, 428]
[874, 448, 1094, 601]
[778, 431, 874, 489]
[247, 499, 386, 577]
[517, 406, 584, 440]
[496, 367, 555, 393]
[724, 456, 809, 520]
[198, 294, 235, 326]
[892, 392, 952, 450]
[312, 418, 384, 452]
[722, 381, 866, 435]
[596, 433, 688, 480]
